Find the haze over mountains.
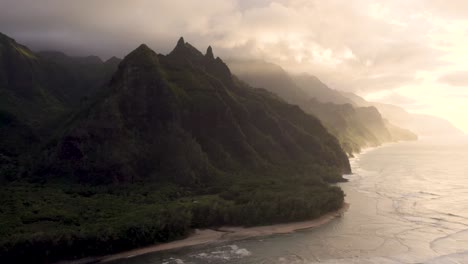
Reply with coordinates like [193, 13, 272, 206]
[4, 0, 468, 134]
[0, 33, 352, 262]
[0, 29, 463, 262]
[227, 60, 419, 154]
[39, 38, 350, 184]
[1, 1, 468, 262]
[340, 92, 464, 137]
[228, 59, 462, 140]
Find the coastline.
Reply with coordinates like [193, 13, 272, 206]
[78, 203, 349, 263]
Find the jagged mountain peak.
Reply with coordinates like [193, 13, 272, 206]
[206, 46, 214, 60]
[105, 43, 170, 98]
[132, 43, 153, 54]
[105, 56, 122, 65]
[166, 38, 232, 81]
[177, 36, 185, 47]
[169, 37, 204, 59]
[37, 34, 350, 184]
[120, 43, 160, 68]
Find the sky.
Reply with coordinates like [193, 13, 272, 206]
[1, 0, 468, 133]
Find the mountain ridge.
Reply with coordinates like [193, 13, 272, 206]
[340, 91, 464, 136]
[0, 35, 354, 262]
[34, 38, 350, 185]
[227, 59, 417, 154]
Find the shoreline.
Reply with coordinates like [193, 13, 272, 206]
[83, 202, 349, 263]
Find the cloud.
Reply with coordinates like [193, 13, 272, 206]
[210, 1, 447, 93]
[0, 1, 446, 85]
[1, 0, 468, 132]
[0, 1, 456, 81]
[0, 0, 241, 57]
[378, 92, 418, 105]
[438, 71, 468, 87]
[424, 0, 468, 18]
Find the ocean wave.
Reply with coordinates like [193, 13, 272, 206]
[190, 244, 251, 262]
[161, 257, 186, 264]
[425, 250, 468, 263]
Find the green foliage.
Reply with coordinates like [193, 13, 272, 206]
[14, 46, 37, 60]
[31, 38, 350, 185]
[0, 32, 121, 185]
[0, 166, 344, 263]
[227, 60, 416, 156]
[0, 35, 350, 263]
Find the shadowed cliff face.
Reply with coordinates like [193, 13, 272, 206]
[0, 32, 121, 180]
[0, 32, 351, 263]
[37, 38, 350, 184]
[0, 32, 66, 125]
[0, 33, 119, 126]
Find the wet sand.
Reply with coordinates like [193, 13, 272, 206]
[97, 203, 349, 263]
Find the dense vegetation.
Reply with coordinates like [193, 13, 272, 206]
[36, 39, 350, 184]
[0, 32, 120, 182]
[0, 166, 344, 263]
[0, 34, 350, 263]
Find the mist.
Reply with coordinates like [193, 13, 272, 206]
[1, 0, 468, 133]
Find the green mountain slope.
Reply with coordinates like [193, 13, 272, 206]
[0, 32, 120, 181]
[0, 32, 68, 179]
[0, 32, 120, 127]
[38, 38, 350, 184]
[37, 51, 120, 103]
[227, 60, 417, 154]
[226, 59, 310, 103]
[0, 37, 352, 262]
[0, 33, 66, 126]
[293, 73, 354, 105]
[302, 99, 393, 153]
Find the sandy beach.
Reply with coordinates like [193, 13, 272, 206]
[92, 202, 349, 263]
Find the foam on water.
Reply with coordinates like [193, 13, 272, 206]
[425, 251, 468, 263]
[161, 257, 186, 264]
[110, 138, 468, 264]
[190, 244, 251, 262]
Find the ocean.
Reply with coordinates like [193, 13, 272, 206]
[110, 136, 468, 264]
